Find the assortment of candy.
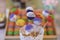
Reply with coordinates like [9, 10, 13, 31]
[6, 7, 55, 36]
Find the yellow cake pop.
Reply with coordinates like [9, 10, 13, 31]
[16, 19, 25, 27]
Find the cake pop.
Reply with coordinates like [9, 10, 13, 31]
[33, 17, 42, 26]
[20, 24, 33, 35]
[25, 24, 33, 32]
[9, 14, 17, 22]
[26, 7, 35, 20]
[26, 12, 35, 20]
[16, 19, 25, 27]
[26, 7, 33, 12]
[42, 10, 49, 17]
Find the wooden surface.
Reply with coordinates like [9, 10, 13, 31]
[5, 35, 57, 39]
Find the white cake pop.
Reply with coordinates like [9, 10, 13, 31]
[27, 12, 35, 17]
[42, 10, 49, 17]
[26, 12, 36, 20]
[26, 7, 33, 11]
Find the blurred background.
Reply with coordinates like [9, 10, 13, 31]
[0, 0, 60, 40]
